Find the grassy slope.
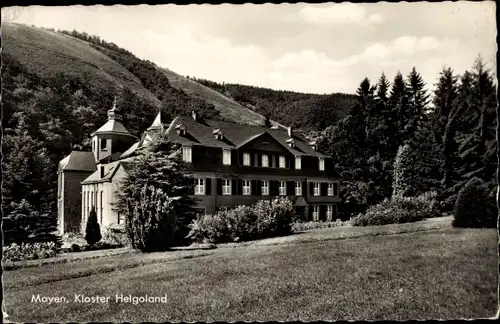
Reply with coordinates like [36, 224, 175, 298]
[159, 67, 285, 127]
[2, 23, 161, 108]
[4, 228, 497, 321]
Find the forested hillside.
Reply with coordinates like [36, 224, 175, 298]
[191, 78, 358, 131]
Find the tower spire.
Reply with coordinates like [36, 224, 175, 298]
[107, 96, 122, 121]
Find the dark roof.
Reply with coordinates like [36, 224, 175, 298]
[91, 119, 138, 139]
[82, 158, 136, 184]
[163, 116, 328, 158]
[59, 151, 96, 172]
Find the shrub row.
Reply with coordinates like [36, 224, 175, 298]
[187, 197, 298, 244]
[352, 191, 439, 227]
[3, 242, 60, 262]
[292, 219, 352, 232]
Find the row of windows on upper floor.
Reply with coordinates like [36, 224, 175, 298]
[192, 178, 339, 197]
[182, 147, 326, 171]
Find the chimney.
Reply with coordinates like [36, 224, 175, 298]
[99, 165, 105, 179]
[287, 126, 292, 138]
[191, 110, 197, 121]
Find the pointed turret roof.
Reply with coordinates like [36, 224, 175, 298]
[91, 97, 137, 139]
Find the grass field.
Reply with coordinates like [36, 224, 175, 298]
[3, 227, 497, 322]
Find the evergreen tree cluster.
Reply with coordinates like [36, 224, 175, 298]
[316, 56, 497, 217]
[114, 134, 199, 251]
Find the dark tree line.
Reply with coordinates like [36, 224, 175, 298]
[191, 77, 358, 131]
[316, 56, 496, 217]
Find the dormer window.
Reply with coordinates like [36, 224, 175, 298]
[309, 141, 317, 151]
[175, 124, 187, 136]
[286, 138, 295, 148]
[213, 128, 224, 140]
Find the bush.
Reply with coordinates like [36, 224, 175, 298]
[352, 191, 440, 226]
[85, 206, 102, 246]
[292, 219, 352, 232]
[102, 226, 130, 247]
[3, 242, 60, 262]
[187, 197, 297, 244]
[453, 177, 497, 228]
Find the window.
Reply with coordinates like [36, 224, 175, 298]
[327, 205, 333, 220]
[195, 178, 205, 195]
[222, 179, 231, 195]
[328, 183, 334, 196]
[261, 181, 269, 195]
[223, 150, 231, 165]
[312, 206, 319, 221]
[295, 182, 302, 196]
[262, 154, 269, 167]
[295, 156, 301, 169]
[243, 153, 251, 166]
[243, 180, 251, 195]
[279, 156, 286, 168]
[279, 181, 287, 196]
[100, 191, 103, 224]
[101, 139, 107, 151]
[319, 158, 325, 171]
[82, 191, 86, 221]
[314, 182, 320, 196]
[182, 146, 192, 163]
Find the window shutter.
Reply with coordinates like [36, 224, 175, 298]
[232, 179, 237, 195]
[250, 153, 254, 166]
[309, 182, 314, 195]
[238, 179, 243, 195]
[285, 156, 290, 169]
[257, 153, 262, 167]
[251, 180, 257, 195]
[334, 183, 339, 196]
[308, 206, 313, 221]
[302, 181, 307, 196]
[206, 178, 212, 195]
[231, 150, 237, 166]
[287, 181, 294, 195]
[216, 179, 222, 195]
[319, 205, 326, 221]
[321, 183, 327, 196]
[333, 204, 339, 219]
[256, 180, 262, 195]
[274, 180, 280, 196]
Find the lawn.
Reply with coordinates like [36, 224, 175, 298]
[3, 228, 497, 322]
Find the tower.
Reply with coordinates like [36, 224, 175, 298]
[91, 97, 138, 164]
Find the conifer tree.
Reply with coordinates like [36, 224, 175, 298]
[85, 206, 102, 246]
[115, 133, 199, 251]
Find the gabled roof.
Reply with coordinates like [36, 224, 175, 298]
[81, 157, 136, 184]
[161, 116, 328, 158]
[59, 151, 96, 172]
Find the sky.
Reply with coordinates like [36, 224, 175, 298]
[3, 2, 497, 95]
